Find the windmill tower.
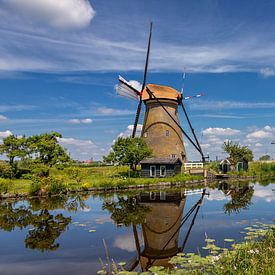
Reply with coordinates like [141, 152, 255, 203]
[116, 23, 205, 176]
[141, 84, 186, 162]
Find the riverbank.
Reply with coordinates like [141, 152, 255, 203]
[99, 224, 275, 274]
[0, 166, 205, 199]
[0, 163, 274, 199]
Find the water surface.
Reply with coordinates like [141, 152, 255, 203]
[0, 181, 274, 274]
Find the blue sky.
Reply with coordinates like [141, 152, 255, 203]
[0, 0, 275, 160]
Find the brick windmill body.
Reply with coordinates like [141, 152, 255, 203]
[116, 23, 204, 177]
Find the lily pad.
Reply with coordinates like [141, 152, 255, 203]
[224, 238, 235, 242]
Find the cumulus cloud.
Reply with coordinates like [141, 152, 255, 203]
[118, 124, 143, 138]
[0, 130, 13, 138]
[3, 0, 95, 30]
[67, 118, 93, 124]
[57, 136, 105, 160]
[246, 125, 275, 141]
[0, 115, 8, 121]
[202, 127, 240, 136]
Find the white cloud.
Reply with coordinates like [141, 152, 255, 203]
[0, 115, 8, 121]
[202, 127, 240, 136]
[67, 118, 93, 124]
[246, 126, 275, 141]
[3, 0, 95, 30]
[81, 118, 92, 124]
[113, 233, 143, 252]
[57, 137, 94, 146]
[190, 100, 275, 111]
[259, 67, 275, 78]
[57, 137, 104, 160]
[253, 185, 275, 203]
[67, 119, 81, 124]
[255, 143, 262, 147]
[96, 107, 134, 116]
[0, 130, 13, 138]
[118, 124, 143, 138]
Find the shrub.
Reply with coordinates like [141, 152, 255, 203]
[31, 164, 50, 178]
[46, 177, 67, 195]
[66, 167, 87, 183]
[0, 161, 13, 179]
[0, 178, 12, 194]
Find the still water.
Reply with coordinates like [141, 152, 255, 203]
[0, 181, 274, 275]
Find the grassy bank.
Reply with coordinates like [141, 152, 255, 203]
[99, 223, 275, 274]
[0, 165, 203, 198]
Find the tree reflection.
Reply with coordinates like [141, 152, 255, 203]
[0, 196, 80, 251]
[102, 196, 151, 226]
[219, 182, 254, 215]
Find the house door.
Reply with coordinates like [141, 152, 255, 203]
[150, 165, 156, 177]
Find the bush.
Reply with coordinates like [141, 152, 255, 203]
[65, 167, 87, 183]
[31, 164, 50, 178]
[0, 161, 13, 179]
[46, 177, 67, 195]
[29, 180, 43, 196]
[29, 176, 67, 196]
[0, 178, 12, 194]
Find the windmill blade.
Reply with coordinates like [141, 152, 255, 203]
[183, 92, 205, 101]
[116, 75, 140, 100]
[132, 22, 153, 138]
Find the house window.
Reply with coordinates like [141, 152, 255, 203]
[160, 191, 166, 200]
[166, 130, 170, 137]
[150, 165, 156, 177]
[171, 154, 176, 159]
[160, 165, 166, 177]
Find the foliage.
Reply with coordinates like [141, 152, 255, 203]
[27, 132, 71, 166]
[223, 141, 253, 166]
[97, 224, 275, 274]
[66, 167, 88, 183]
[259, 154, 271, 161]
[103, 137, 152, 171]
[0, 161, 13, 179]
[102, 196, 151, 226]
[0, 135, 27, 165]
[0, 202, 71, 251]
[0, 132, 71, 173]
[0, 178, 12, 194]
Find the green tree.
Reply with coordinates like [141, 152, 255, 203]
[259, 155, 271, 161]
[0, 135, 27, 165]
[103, 137, 152, 171]
[223, 141, 253, 166]
[27, 132, 71, 166]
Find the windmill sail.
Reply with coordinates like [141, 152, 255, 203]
[116, 75, 140, 100]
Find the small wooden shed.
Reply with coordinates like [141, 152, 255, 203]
[140, 157, 182, 178]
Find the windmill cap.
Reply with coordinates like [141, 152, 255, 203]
[142, 84, 182, 102]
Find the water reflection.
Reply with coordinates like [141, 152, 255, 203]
[218, 182, 254, 215]
[0, 194, 92, 251]
[104, 190, 206, 271]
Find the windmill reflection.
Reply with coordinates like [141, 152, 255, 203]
[104, 189, 206, 272]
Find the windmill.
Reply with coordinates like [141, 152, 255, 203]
[116, 23, 205, 176]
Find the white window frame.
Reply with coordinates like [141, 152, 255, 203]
[150, 165, 156, 177]
[160, 165, 166, 177]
